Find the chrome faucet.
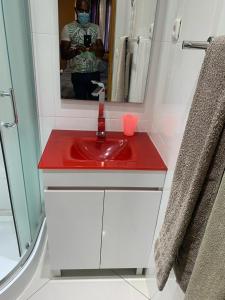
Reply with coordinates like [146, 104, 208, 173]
[92, 81, 106, 139]
[97, 101, 105, 139]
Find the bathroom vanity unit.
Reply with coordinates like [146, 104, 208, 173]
[39, 130, 167, 274]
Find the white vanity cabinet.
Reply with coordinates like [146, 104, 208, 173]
[43, 170, 165, 272]
[101, 190, 161, 269]
[45, 190, 104, 270]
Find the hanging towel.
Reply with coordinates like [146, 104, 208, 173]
[124, 50, 132, 101]
[154, 36, 225, 291]
[129, 37, 151, 103]
[174, 125, 225, 291]
[113, 36, 127, 102]
[185, 171, 225, 300]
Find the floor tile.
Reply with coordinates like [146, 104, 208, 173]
[18, 246, 150, 300]
[29, 279, 149, 300]
[114, 270, 152, 299]
[152, 279, 184, 300]
[145, 276, 160, 299]
[17, 242, 51, 300]
[18, 241, 182, 300]
[0, 216, 19, 281]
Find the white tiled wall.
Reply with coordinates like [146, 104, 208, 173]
[29, 0, 153, 149]
[146, 0, 225, 296]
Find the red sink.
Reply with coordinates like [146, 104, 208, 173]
[70, 137, 133, 161]
[38, 130, 167, 171]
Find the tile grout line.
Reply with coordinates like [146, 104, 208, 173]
[150, 290, 160, 300]
[25, 279, 51, 300]
[112, 270, 150, 300]
[23, 274, 160, 300]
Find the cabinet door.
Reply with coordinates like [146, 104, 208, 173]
[45, 190, 104, 270]
[101, 190, 161, 269]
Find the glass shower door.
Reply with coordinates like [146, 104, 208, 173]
[0, 141, 20, 281]
[0, 0, 44, 267]
[0, 2, 31, 256]
[2, 0, 44, 241]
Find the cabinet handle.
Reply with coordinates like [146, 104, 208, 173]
[102, 230, 106, 238]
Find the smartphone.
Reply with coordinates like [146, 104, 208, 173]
[84, 35, 92, 48]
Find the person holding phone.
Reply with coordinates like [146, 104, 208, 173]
[60, 0, 104, 100]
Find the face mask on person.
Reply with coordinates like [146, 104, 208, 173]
[77, 12, 90, 26]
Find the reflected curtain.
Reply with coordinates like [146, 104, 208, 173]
[90, 0, 100, 24]
[104, 0, 111, 52]
[90, 0, 112, 51]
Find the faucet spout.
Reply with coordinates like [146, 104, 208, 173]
[97, 102, 106, 139]
[91, 81, 106, 139]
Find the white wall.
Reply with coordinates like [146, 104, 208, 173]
[149, 0, 225, 165]
[145, 0, 225, 297]
[132, 0, 157, 38]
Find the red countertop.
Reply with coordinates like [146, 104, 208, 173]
[38, 130, 167, 171]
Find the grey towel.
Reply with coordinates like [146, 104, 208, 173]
[174, 126, 225, 291]
[185, 172, 225, 300]
[154, 36, 225, 291]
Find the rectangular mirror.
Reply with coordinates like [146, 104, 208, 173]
[58, 0, 157, 103]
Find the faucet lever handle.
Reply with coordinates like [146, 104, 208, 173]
[91, 81, 105, 102]
[91, 80, 105, 88]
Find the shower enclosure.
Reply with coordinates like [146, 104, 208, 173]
[0, 0, 44, 283]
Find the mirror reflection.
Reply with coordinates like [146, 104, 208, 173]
[59, 0, 157, 103]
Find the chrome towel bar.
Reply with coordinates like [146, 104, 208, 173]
[182, 36, 214, 50]
[126, 36, 140, 45]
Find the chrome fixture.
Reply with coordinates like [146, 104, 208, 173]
[126, 36, 140, 45]
[92, 81, 106, 139]
[1, 122, 17, 128]
[182, 36, 214, 50]
[97, 101, 106, 139]
[0, 91, 11, 97]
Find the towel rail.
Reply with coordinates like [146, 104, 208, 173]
[126, 36, 140, 45]
[182, 36, 214, 50]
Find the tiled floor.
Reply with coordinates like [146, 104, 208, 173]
[0, 216, 20, 281]
[18, 240, 184, 300]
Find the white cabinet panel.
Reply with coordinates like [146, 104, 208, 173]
[101, 191, 161, 269]
[45, 190, 104, 270]
[44, 171, 166, 188]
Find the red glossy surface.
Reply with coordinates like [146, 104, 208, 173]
[97, 102, 105, 137]
[38, 130, 167, 171]
[71, 138, 131, 161]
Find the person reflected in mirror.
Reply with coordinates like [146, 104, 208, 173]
[60, 0, 104, 100]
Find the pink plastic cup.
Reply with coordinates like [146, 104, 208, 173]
[122, 114, 139, 137]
